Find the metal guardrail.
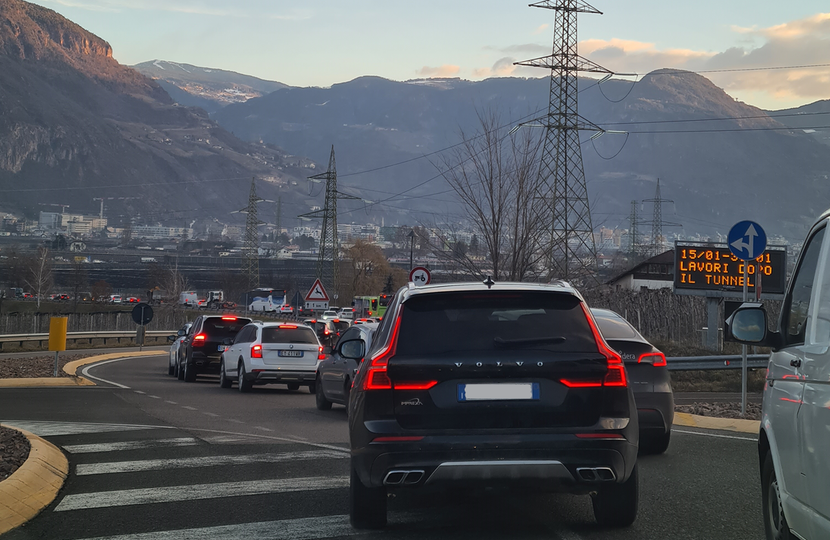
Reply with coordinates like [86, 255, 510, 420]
[0, 330, 175, 350]
[666, 355, 769, 371]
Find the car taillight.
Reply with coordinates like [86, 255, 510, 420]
[323, 327, 330, 335]
[363, 315, 402, 390]
[638, 352, 667, 367]
[394, 381, 438, 391]
[251, 344, 262, 359]
[222, 316, 237, 321]
[560, 305, 626, 388]
[279, 325, 297, 329]
[318, 345, 325, 360]
[192, 333, 206, 346]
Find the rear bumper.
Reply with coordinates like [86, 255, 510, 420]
[635, 390, 674, 434]
[352, 434, 636, 492]
[250, 369, 317, 384]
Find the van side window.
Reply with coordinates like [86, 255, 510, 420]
[811, 227, 830, 344]
[782, 227, 826, 346]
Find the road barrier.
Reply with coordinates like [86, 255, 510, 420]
[0, 331, 175, 350]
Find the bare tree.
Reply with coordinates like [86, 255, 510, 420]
[24, 246, 53, 308]
[70, 258, 89, 310]
[437, 109, 547, 281]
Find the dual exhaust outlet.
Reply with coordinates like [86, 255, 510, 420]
[383, 470, 425, 486]
[576, 467, 616, 482]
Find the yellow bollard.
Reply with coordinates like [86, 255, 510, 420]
[49, 317, 68, 377]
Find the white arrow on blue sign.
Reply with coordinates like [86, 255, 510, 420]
[727, 220, 767, 261]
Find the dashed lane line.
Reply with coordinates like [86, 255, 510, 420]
[55, 476, 349, 511]
[202, 412, 219, 417]
[673, 428, 756, 442]
[76, 450, 349, 475]
[181, 406, 197, 411]
[63, 438, 201, 454]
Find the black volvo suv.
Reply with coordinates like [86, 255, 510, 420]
[346, 280, 639, 529]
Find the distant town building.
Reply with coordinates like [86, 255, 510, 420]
[132, 225, 193, 239]
[607, 250, 674, 291]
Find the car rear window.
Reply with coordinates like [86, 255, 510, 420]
[592, 311, 643, 340]
[203, 318, 251, 338]
[332, 321, 350, 332]
[261, 326, 318, 344]
[394, 292, 597, 355]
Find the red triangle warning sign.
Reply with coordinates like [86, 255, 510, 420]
[305, 279, 330, 302]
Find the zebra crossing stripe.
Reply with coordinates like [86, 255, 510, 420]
[63, 438, 201, 454]
[55, 476, 349, 511]
[76, 450, 349, 475]
[74, 514, 364, 540]
[0, 421, 173, 436]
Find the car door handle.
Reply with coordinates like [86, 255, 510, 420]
[790, 359, 802, 368]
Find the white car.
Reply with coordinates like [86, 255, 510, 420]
[218, 322, 324, 393]
[167, 323, 192, 377]
[337, 309, 355, 321]
[321, 310, 339, 320]
[279, 304, 294, 314]
[728, 209, 830, 540]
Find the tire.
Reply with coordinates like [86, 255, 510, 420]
[592, 464, 638, 527]
[641, 431, 671, 455]
[349, 460, 386, 529]
[316, 376, 332, 411]
[176, 355, 184, 380]
[168, 355, 175, 376]
[307, 382, 316, 394]
[238, 362, 252, 393]
[219, 358, 231, 389]
[183, 353, 197, 382]
[287, 383, 300, 391]
[762, 452, 793, 540]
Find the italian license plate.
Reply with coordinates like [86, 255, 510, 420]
[218, 345, 227, 352]
[458, 383, 540, 402]
[278, 350, 304, 358]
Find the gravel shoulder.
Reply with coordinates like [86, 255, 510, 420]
[0, 426, 31, 481]
[0, 354, 87, 378]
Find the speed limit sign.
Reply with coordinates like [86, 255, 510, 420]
[409, 266, 431, 286]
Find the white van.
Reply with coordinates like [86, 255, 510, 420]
[179, 291, 199, 306]
[248, 294, 278, 312]
[728, 209, 830, 540]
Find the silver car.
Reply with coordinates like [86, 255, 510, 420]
[167, 323, 192, 377]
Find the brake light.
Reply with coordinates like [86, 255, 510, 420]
[581, 304, 626, 387]
[251, 344, 262, 358]
[192, 333, 206, 346]
[221, 316, 237, 321]
[318, 345, 325, 360]
[394, 381, 438, 391]
[638, 352, 667, 367]
[332, 319, 340, 323]
[363, 315, 402, 390]
[323, 327, 330, 335]
[279, 325, 297, 329]
[559, 379, 603, 388]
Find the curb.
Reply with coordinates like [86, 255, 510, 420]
[0, 350, 164, 388]
[673, 412, 760, 434]
[0, 425, 68, 535]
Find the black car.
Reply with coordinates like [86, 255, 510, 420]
[347, 281, 639, 529]
[316, 322, 378, 412]
[302, 318, 337, 349]
[591, 308, 674, 454]
[178, 315, 252, 382]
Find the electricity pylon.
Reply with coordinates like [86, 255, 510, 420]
[299, 146, 360, 299]
[627, 200, 640, 254]
[239, 177, 265, 289]
[515, 0, 618, 282]
[642, 178, 680, 256]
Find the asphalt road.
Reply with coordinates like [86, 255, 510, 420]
[0, 353, 766, 540]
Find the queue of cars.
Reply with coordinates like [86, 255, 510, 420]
[165, 281, 676, 531]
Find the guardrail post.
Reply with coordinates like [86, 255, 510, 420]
[705, 297, 720, 351]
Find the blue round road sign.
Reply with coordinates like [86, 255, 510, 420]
[728, 220, 767, 261]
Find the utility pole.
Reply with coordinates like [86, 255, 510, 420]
[515, 0, 617, 282]
[299, 146, 360, 299]
[642, 179, 680, 256]
[627, 200, 640, 254]
[276, 195, 282, 238]
[240, 177, 265, 289]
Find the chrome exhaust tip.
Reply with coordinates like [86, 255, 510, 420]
[576, 467, 616, 482]
[383, 470, 425, 486]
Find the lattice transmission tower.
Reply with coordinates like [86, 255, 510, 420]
[299, 146, 360, 298]
[642, 178, 680, 256]
[516, 0, 616, 281]
[627, 200, 640, 254]
[239, 177, 265, 289]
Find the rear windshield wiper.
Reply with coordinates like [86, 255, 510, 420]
[493, 336, 566, 348]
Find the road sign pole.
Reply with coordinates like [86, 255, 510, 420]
[741, 262, 748, 418]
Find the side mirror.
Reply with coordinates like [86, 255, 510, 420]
[177, 329, 186, 337]
[167, 335, 177, 342]
[339, 339, 366, 360]
[726, 303, 780, 349]
[222, 337, 234, 346]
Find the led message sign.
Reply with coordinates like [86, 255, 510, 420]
[673, 242, 787, 297]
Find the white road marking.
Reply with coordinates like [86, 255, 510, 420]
[55, 476, 349, 511]
[80, 361, 131, 389]
[181, 406, 197, 411]
[186, 427, 350, 453]
[0, 421, 174, 437]
[63, 438, 200, 454]
[164, 401, 177, 405]
[76, 450, 348, 475]
[254, 426, 274, 432]
[133, 390, 146, 395]
[202, 412, 219, 417]
[673, 428, 756, 442]
[147, 395, 161, 399]
[74, 515, 363, 540]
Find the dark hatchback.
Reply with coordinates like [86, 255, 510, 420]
[178, 315, 252, 382]
[347, 281, 639, 529]
[591, 308, 674, 454]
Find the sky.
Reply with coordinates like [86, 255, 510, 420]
[29, 0, 830, 110]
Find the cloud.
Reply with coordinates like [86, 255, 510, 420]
[417, 65, 461, 78]
[533, 24, 549, 35]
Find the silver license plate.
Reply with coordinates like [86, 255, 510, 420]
[278, 350, 304, 358]
[458, 383, 540, 402]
